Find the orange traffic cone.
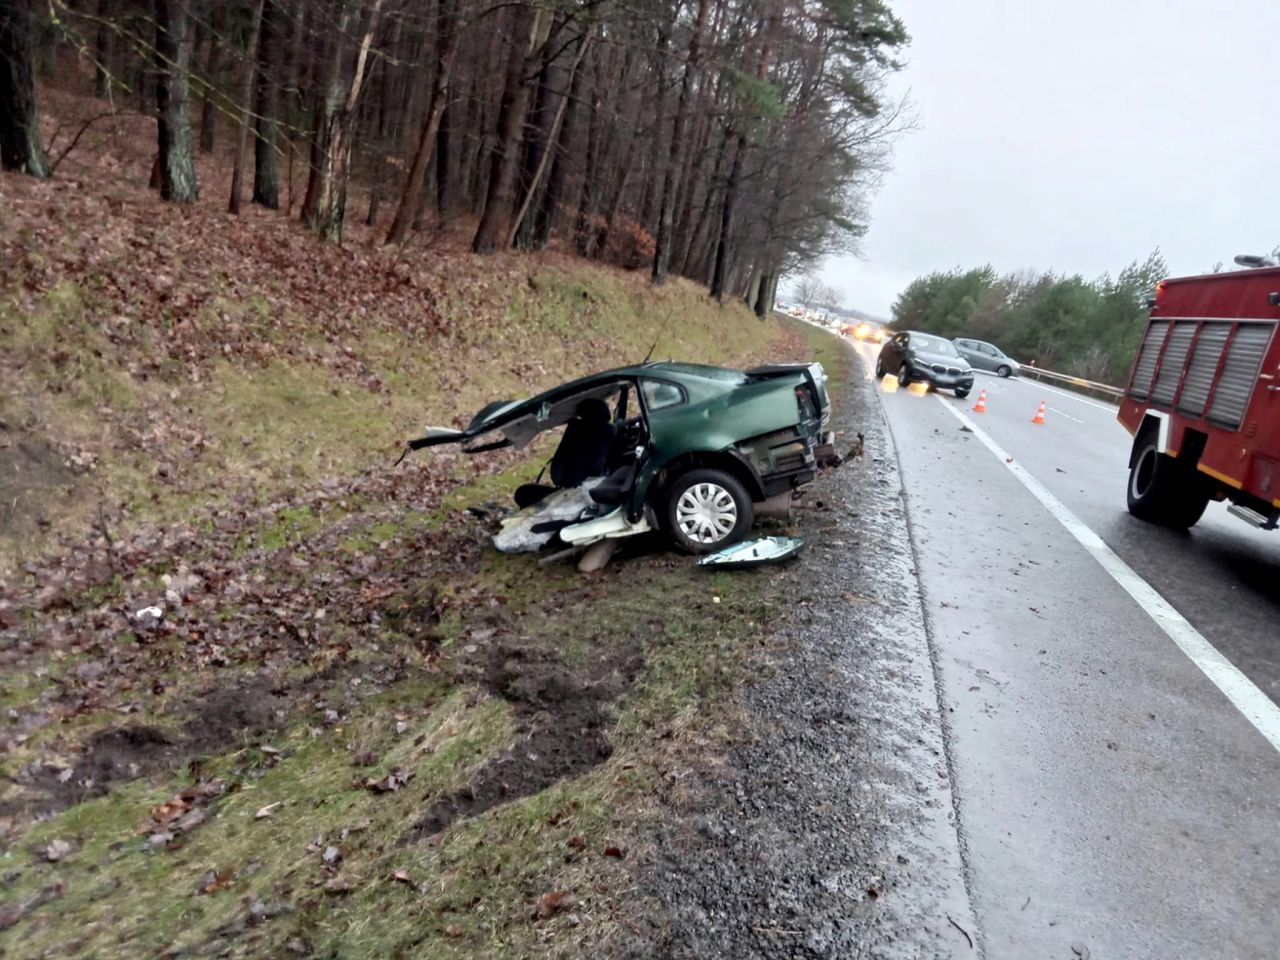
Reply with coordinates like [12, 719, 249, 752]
[1031, 400, 1047, 425]
[972, 389, 987, 413]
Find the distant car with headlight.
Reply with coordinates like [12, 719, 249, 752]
[875, 331, 974, 398]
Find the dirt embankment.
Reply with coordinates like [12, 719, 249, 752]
[0, 86, 810, 960]
[1, 83, 783, 572]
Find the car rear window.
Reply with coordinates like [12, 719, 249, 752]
[641, 379, 685, 410]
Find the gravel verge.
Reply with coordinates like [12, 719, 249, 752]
[631, 334, 980, 959]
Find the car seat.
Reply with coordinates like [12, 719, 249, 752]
[514, 398, 616, 508]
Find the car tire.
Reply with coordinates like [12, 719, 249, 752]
[875, 356, 885, 377]
[664, 468, 754, 555]
[997, 365, 1012, 378]
[898, 362, 911, 385]
[954, 387, 970, 399]
[1126, 433, 1210, 528]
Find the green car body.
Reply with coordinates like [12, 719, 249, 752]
[409, 360, 833, 550]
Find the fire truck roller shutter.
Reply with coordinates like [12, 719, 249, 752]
[1129, 321, 1169, 400]
[1151, 322, 1196, 407]
[1176, 322, 1232, 418]
[1207, 321, 1277, 430]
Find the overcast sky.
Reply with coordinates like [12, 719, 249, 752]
[817, 0, 1280, 318]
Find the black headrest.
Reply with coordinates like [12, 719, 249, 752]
[576, 397, 611, 424]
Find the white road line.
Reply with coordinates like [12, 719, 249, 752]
[935, 395, 1280, 755]
[1047, 405, 1084, 424]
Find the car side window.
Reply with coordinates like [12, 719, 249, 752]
[641, 379, 685, 411]
[980, 344, 999, 357]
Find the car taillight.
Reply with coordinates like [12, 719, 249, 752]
[795, 385, 813, 417]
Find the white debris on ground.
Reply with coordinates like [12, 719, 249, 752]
[492, 480, 602, 553]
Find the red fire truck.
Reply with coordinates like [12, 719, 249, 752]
[1119, 259, 1280, 531]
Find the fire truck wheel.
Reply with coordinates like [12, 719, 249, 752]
[1127, 436, 1210, 528]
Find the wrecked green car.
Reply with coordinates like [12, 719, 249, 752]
[406, 361, 835, 554]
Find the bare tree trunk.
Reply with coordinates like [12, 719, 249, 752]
[0, 0, 50, 177]
[679, 120, 729, 276]
[252, 0, 280, 208]
[385, 0, 457, 245]
[653, 0, 709, 286]
[198, 2, 225, 154]
[305, 0, 385, 242]
[755, 270, 777, 318]
[571, 49, 602, 256]
[92, 0, 113, 98]
[710, 130, 744, 300]
[532, 27, 588, 249]
[471, 4, 549, 254]
[435, 90, 452, 215]
[154, 0, 198, 201]
[512, 21, 560, 250]
[510, 32, 589, 247]
[229, 0, 268, 214]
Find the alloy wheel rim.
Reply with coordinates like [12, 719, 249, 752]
[676, 483, 738, 543]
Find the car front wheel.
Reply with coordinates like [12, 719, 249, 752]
[997, 365, 1012, 378]
[665, 468, 754, 554]
[954, 387, 970, 399]
[898, 362, 911, 385]
[875, 356, 885, 377]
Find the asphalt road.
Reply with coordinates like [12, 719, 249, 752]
[849, 339, 1280, 960]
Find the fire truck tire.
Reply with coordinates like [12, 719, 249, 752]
[1127, 436, 1210, 528]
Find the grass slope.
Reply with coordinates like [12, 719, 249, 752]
[0, 87, 825, 959]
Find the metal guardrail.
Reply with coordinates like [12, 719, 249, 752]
[1017, 365, 1124, 403]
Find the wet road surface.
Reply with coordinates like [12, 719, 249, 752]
[850, 339, 1280, 959]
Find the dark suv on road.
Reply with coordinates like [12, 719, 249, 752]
[875, 331, 975, 398]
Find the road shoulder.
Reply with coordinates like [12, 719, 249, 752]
[635, 331, 977, 959]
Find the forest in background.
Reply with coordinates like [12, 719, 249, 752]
[890, 252, 1171, 384]
[892, 247, 1280, 384]
[1, 0, 910, 312]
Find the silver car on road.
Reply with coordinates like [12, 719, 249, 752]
[953, 338, 1020, 378]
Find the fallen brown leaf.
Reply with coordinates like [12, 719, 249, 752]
[535, 890, 574, 920]
[151, 798, 190, 825]
[361, 768, 413, 793]
[197, 867, 233, 895]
